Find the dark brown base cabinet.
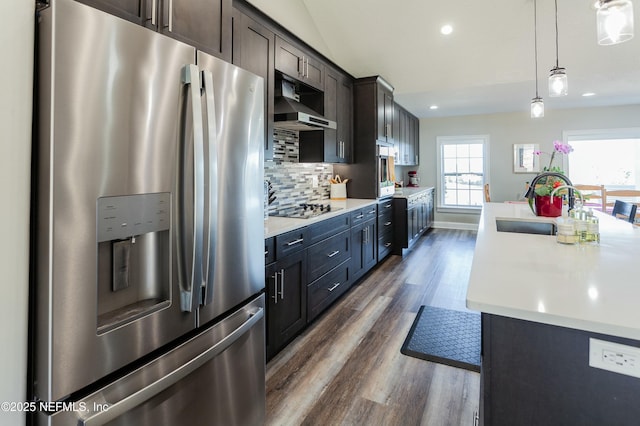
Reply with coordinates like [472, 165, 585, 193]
[265, 205, 395, 360]
[393, 188, 434, 254]
[377, 198, 394, 260]
[265, 250, 307, 361]
[351, 206, 377, 282]
[481, 314, 640, 426]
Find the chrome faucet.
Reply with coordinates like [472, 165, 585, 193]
[524, 172, 575, 211]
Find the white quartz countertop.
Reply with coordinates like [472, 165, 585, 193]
[264, 198, 377, 239]
[466, 202, 640, 340]
[393, 186, 434, 198]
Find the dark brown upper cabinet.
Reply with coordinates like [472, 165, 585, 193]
[393, 103, 419, 166]
[232, 7, 275, 160]
[299, 66, 353, 163]
[275, 35, 324, 91]
[376, 81, 394, 146]
[78, 0, 232, 61]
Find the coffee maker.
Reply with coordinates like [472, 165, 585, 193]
[408, 171, 420, 187]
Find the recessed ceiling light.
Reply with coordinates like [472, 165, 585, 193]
[440, 25, 453, 35]
[582, 92, 596, 97]
[430, 105, 439, 110]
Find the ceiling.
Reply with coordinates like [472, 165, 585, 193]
[248, 0, 640, 118]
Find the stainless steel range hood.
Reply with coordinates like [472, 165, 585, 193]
[274, 80, 336, 131]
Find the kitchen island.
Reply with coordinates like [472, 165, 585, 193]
[467, 202, 640, 426]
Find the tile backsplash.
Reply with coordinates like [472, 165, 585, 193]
[265, 129, 333, 215]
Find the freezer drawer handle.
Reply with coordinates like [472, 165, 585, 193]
[79, 307, 264, 426]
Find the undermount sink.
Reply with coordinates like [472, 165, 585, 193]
[495, 218, 556, 235]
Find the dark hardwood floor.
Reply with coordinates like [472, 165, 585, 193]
[266, 228, 480, 426]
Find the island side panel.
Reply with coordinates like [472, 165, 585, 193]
[482, 313, 640, 426]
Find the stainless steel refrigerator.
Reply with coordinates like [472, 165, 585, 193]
[31, 0, 265, 424]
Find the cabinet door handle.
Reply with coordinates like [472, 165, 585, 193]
[384, 242, 392, 248]
[356, 214, 364, 219]
[167, 0, 173, 31]
[362, 228, 367, 244]
[385, 204, 392, 209]
[286, 238, 304, 246]
[368, 209, 376, 215]
[328, 282, 341, 292]
[305, 58, 309, 78]
[265, 250, 269, 256]
[384, 221, 392, 226]
[279, 268, 285, 300]
[271, 272, 279, 304]
[327, 250, 340, 258]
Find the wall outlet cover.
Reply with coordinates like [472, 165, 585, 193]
[589, 338, 640, 379]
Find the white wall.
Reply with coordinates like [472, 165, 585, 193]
[245, 0, 334, 61]
[417, 104, 640, 226]
[0, 1, 34, 425]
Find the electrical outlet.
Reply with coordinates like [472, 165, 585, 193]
[589, 338, 640, 378]
[311, 175, 318, 188]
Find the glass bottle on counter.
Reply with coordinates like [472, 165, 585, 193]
[556, 218, 578, 245]
[569, 201, 599, 244]
[569, 199, 588, 243]
[584, 209, 600, 244]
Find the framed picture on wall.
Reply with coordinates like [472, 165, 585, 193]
[513, 143, 539, 173]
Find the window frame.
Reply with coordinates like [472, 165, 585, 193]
[436, 135, 490, 214]
[563, 127, 640, 189]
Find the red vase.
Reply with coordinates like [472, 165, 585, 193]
[535, 195, 563, 217]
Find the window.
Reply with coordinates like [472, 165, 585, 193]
[565, 128, 640, 189]
[437, 135, 490, 212]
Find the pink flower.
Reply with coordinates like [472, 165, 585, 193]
[553, 140, 573, 155]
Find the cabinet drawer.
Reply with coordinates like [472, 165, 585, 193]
[351, 206, 376, 226]
[350, 208, 366, 226]
[378, 232, 393, 260]
[265, 237, 275, 264]
[307, 259, 351, 322]
[307, 229, 350, 282]
[308, 213, 350, 245]
[378, 199, 393, 215]
[275, 227, 308, 258]
[378, 210, 393, 234]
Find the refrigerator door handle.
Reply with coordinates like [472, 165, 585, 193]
[177, 64, 206, 312]
[201, 69, 217, 306]
[78, 307, 264, 426]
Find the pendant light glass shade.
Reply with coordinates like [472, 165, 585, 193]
[530, 0, 543, 119]
[549, 0, 568, 97]
[531, 97, 544, 118]
[548, 67, 568, 97]
[597, 0, 634, 45]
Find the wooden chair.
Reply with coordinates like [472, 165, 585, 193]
[611, 200, 637, 223]
[574, 184, 606, 212]
[605, 189, 640, 215]
[484, 183, 491, 202]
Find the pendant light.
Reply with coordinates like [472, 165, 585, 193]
[531, 0, 544, 118]
[549, 0, 568, 97]
[596, 0, 635, 45]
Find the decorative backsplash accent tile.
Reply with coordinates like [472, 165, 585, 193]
[265, 129, 333, 215]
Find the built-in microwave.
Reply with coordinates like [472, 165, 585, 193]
[378, 145, 395, 198]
